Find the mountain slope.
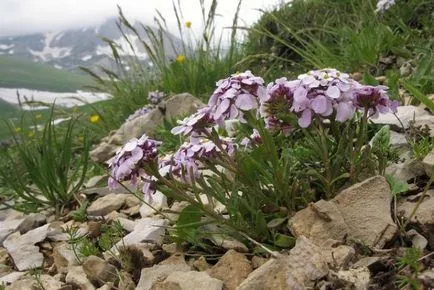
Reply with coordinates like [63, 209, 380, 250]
[0, 18, 183, 72]
[0, 55, 91, 92]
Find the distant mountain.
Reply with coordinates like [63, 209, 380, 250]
[0, 18, 184, 73]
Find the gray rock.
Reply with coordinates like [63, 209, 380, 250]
[422, 149, 434, 177]
[6, 275, 63, 290]
[208, 250, 252, 290]
[0, 272, 25, 286]
[154, 271, 223, 290]
[66, 266, 96, 290]
[352, 256, 381, 270]
[332, 267, 370, 290]
[83, 255, 118, 284]
[53, 243, 79, 273]
[87, 193, 127, 216]
[371, 106, 430, 130]
[90, 93, 204, 163]
[0, 219, 25, 245]
[84, 175, 107, 188]
[139, 191, 168, 218]
[115, 218, 167, 248]
[17, 213, 46, 234]
[136, 263, 190, 290]
[116, 217, 137, 232]
[324, 245, 355, 269]
[289, 176, 397, 248]
[398, 190, 434, 249]
[407, 229, 428, 251]
[3, 224, 50, 271]
[237, 236, 328, 290]
[389, 131, 408, 149]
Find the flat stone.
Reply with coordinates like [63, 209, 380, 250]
[139, 191, 168, 217]
[66, 266, 96, 290]
[136, 263, 191, 290]
[237, 237, 328, 290]
[87, 193, 127, 216]
[17, 213, 46, 234]
[289, 176, 397, 248]
[398, 190, 434, 249]
[208, 250, 252, 290]
[324, 245, 355, 269]
[422, 150, 434, 177]
[83, 255, 118, 284]
[53, 243, 79, 273]
[154, 271, 223, 290]
[371, 106, 430, 129]
[333, 267, 370, 289]
[6, 275, 63, 290]
[0, 219, 25, 245]
[114, 218, 167, 248]
[116, 217, 137, 232]
[0, 272, 26, 285]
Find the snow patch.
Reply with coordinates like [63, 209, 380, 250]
[8, 50, 14, 54]
[95, 34, 149, 59]
[81, 55, 92, 61]
[54, 64, 63, 69]
[0, 88, 110, 110]
[0, 44, 14, 50]
[28, 32, 72, 61]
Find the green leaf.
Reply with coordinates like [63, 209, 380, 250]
[267, 217, 287, 229]
[371, 125, 390, 153]
[363, 72, 379, 86]
[386, 174, 409, 196]
[171, 204, 203, 244]
[274, 233, 296, 248]
[401, 80, 434, 113]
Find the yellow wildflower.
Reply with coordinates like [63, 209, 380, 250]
[28, 131, 35, 138]
[35, 113, 42, 119]
[90, 114, 100, 123]
[176, 55, 186, 63]
[185, 21, 192, 28]
[14, 127, 22, 133]
[78, 136, 84, 142]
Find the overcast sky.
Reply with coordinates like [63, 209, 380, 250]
[0, 0, 286, 37]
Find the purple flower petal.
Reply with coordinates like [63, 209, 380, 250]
[235, 94, 258, 110]
[335, 102, 354, 122]
[326, 86, 340, 99]
[310, 95, 328, 114]
[298, 109, 312, 128]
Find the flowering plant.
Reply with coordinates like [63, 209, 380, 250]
[108, 69, 399, 245]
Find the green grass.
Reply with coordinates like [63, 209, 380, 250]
[0, 55, 91, 92]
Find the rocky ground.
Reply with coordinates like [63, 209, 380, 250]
[0, 94, 433, 290]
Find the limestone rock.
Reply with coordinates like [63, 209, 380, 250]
[90, 93, 204, 163]
[397, 190, 434, 248]
[87, 193, 127, 216]
[115, 218, 167, 248]
[139, 191, 168, 217]
[0, 272, 25, 286]
[136, 263, 190, 290]
[237, 236, 328, 290]
[0, 219, 25, 245]
[83, 255, 118, 284]
[0, 247, 8, 265]
[422, 149, 434, 177]
[332, 267, 370, 290]
[193, 256, 210, 271]
[208, 250, 252, 290]
[17, 213, 46, 234]
[53, 243, 79, 273]
[66, 266, 96, 290]
[116, 217, 137, 232]
[413, 115, 434, 137]
[324, 245, 355, 269]
[371, 106, 430, 129]
[3, 224, 49, 271]
[289, 176, 397, 248]
[6, 275, 63, 290]
[154, 271, 223, 290]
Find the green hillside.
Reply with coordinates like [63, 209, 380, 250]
[0, 55, 91, 92]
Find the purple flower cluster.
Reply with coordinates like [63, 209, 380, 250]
[208, 70, 266, 123]
[260, 69, 398, 128]
[171, 107, 215, 137]
[108, 134, 161, 200]
[159, 137, 235, 183]
[148, 90, 165, 104]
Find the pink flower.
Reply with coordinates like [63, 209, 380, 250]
[209, 71, 265, 123]
[171, 107, 215, 137]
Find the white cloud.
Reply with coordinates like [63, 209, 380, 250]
[0, 0, 286, 37]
